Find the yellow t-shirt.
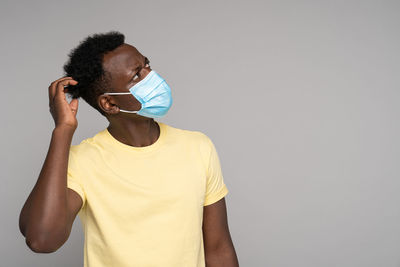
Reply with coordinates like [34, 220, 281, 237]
[66, 121, 229, 267]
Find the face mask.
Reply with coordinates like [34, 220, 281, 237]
[102, 70, 173, 118]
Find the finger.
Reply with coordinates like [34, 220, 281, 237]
[49, 77, 72, 97]
[69, 98, 79, 114]
[54, 79, 78, 101]
[48, 77, 75, 104]
[49, 77, 74, 105]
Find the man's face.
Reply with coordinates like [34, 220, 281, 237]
[98, 43, 151, 116]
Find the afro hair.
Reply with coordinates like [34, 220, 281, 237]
[63, 30, 125, 116]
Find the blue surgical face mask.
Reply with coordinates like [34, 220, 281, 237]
[102, 70, 173, 118]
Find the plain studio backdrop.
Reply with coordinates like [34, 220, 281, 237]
[1, 0, 399, 266]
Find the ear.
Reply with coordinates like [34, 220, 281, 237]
[98, 94, 120, 115]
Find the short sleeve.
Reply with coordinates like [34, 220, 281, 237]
[203, 136, 229, 206]
[67, 145, 87, 211]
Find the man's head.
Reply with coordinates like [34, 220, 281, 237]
[63, 31, 151, 118]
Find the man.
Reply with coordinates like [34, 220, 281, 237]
[19, 31, 239, 267]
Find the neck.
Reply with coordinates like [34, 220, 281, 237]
[106, 116, 160, 148]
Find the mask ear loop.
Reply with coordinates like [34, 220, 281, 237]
[102, 92, 131, 95]
[101, 92, 140, 113]
[118, 109, 139, 113]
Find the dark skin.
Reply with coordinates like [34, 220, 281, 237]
[19, 43, 239, 266]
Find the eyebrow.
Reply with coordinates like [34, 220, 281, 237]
[130, 57, 150, 79]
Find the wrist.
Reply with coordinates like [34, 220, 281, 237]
[53, 124, 76, 135]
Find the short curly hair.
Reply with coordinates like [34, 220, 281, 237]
[63, 31, 125, 116]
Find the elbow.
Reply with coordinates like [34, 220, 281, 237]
[22, 220, 70, 254]
[25, 237, 59, 253]
[24, 228, 67, 254]
[22, 218, 69, 253]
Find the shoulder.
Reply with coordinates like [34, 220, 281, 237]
[69, 131, 103, 160]
[164, 122, 212, 147]
[163, 123, 215, 162]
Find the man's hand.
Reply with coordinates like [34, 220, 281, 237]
[48, 77, 79, 130]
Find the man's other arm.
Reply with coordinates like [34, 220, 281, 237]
[203, 197, 239, 267]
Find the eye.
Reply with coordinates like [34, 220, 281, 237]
[132, 73, 140, 81]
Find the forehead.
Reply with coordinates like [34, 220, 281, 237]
[102, 43, 143, 74]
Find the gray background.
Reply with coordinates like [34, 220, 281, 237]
[1, 0, 399, 266]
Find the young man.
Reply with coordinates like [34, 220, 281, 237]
[19, 31, 239, 267]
